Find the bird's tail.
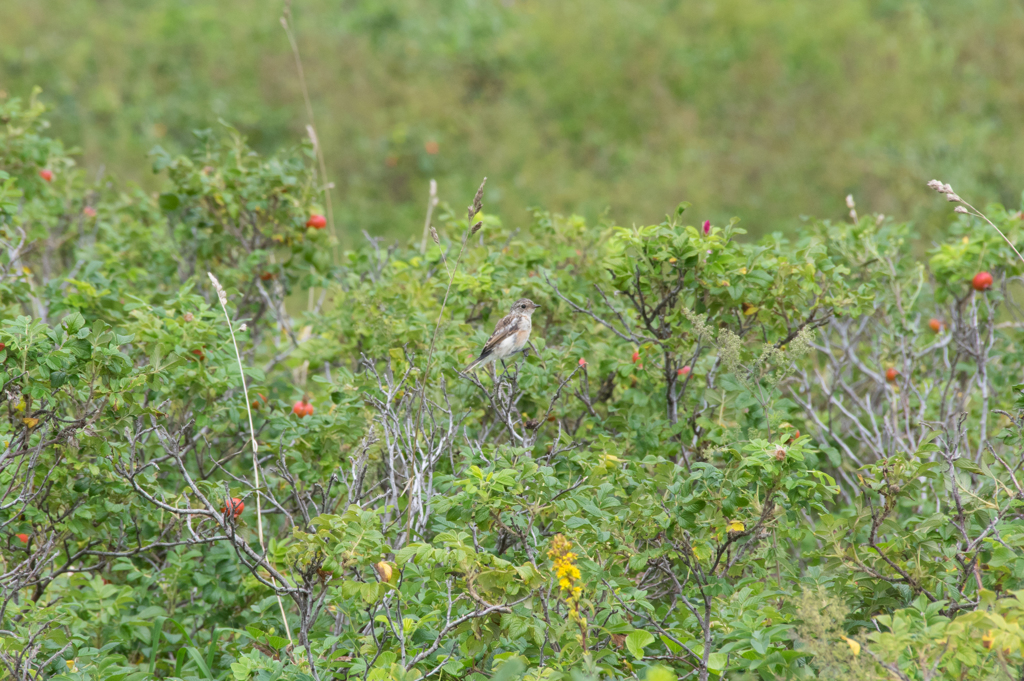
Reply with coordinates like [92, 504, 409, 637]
[464, 353, 490, 373]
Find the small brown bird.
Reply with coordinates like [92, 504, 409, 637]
[464, 298, 540, 372]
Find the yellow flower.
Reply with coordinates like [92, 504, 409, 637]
[548, 534, 584, 605]
[549, 534, 589, 643]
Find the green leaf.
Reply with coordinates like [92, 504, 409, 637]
[148, 617, 165, 675]
[626, 630, 656, 660]
[245, 625, 266, 640]
[158, 193, 181, 211]
[185, 646, 213, 679]
[360, 581, 381, 603]
[267, 635, 290, 649]
[206, 627, 219, 674]
[491, 659, 525, 681]
[645, 666, 677, 681]
[954, 458, 983, 475]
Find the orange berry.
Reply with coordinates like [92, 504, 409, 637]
[972, 271, 993, 291]
[221, 498, 244, 518]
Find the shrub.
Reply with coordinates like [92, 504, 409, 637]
[4, 93, 1024, 681]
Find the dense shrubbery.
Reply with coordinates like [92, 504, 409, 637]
[6, 91, 1024, 680]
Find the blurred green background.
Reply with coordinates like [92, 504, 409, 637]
[3, 0, 1023, 240]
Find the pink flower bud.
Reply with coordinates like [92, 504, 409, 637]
[702, 220, 711, 236]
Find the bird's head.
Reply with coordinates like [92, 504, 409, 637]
[510, 298, 540, 316]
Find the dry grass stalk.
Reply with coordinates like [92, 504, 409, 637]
[281, 1, 337, 255]
[928, 179, 1024, 266]
[208, 272, 294, 644]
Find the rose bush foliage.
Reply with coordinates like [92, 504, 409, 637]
[3, 91, 1024, 680]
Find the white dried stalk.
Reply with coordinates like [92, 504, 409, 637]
[208, 272, 293, 644]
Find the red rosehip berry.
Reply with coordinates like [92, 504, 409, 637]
[678, 365, 691, 377]
[16, 533, 29, 543]
[972, 271, 993, 291]
[38, 169, 53, 182]
[886, 367, 898, 382]
[293, 400, 313, 417]
[928, 318, 943, 333]
[221, 498, 244, 518]
[306, 214, 327, 229]
[631, 350, 640, 364]
[424, 140, 439, 155]
[578, 358, 587, 367]
[83, 206, 97, 217]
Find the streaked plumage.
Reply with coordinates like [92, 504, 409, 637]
[464, 298, 540, 371]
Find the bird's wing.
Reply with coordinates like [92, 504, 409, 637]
[478, 313, 522, 358]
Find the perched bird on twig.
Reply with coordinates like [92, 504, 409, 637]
[464, 299, 540, 372]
